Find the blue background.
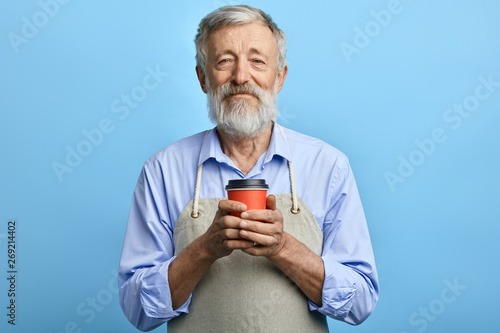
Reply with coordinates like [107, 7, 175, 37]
[1, 0, 499, 332]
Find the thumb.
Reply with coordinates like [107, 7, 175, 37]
[266, 194, 277, 211]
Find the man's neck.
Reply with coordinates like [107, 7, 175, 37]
[217, 123, 273, 176]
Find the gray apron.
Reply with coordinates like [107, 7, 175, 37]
[168, 127, 329, 333]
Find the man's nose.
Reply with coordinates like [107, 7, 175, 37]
[232, 60, 251, 85]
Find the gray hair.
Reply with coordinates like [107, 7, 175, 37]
[195, 5, 287, 73]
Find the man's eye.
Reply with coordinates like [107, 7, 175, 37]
[253, 59, 263, 64]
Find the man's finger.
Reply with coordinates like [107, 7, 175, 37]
[266, 194, 277, 211]
[239, 229, 275, 246]
[240, 208, 282, 224]
[218, 215, 242, 229]
[217, 200, 247, 216]
[224, 239, 254, 250]
[222, 228, 243, 240]
[239, 219, 274, 234]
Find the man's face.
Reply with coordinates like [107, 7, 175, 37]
[197, 22, 287, 138]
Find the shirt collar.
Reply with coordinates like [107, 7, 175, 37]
[263, 122, 292, 164]
[197, 127, 225, 166]
[197, 123, 292, 167]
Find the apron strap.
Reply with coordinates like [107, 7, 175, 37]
[191, 130, 211, 218]
[277, 124, 300, 214]
[191, 125, 300, 218]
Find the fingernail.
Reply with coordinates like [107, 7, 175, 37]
[240, 212, 248, 219]
[239, 204, 247, 211]
[240, 221, 248, 228]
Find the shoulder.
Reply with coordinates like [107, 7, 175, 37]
[281, 126, 349, 168]
[139, 130, 209, 182]
[279, 127, 354, 221]
[145, 130, 207, 165]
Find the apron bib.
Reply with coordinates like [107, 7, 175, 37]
[168, 127, 329, 333]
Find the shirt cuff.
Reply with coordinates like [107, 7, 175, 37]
[309, 255, 356, 319]
[140, 256, 192, 319]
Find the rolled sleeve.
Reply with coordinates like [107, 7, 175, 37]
[119, 257, 192, 331]
[311, 158, 379, 325]
[309, 256, 356, 318]
[139, 257, 191, 318]
[118, 163, 191, 331]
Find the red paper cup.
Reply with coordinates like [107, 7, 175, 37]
[226, 179, 269, 217]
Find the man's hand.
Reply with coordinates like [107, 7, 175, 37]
[237, 195, 288, 257]
[201, 200, 255, 260]
[170, 195, 324, 309]
[236, 194, 325, 305]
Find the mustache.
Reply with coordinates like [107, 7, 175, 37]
[219, 83, 264, 99]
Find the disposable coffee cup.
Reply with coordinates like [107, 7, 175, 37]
[225, 179, 269, 217]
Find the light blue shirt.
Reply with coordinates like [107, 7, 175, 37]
[118, 124, 379, 331]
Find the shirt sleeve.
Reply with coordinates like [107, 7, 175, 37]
[118, 162, 192, 332]
[308, 158, 379, 325]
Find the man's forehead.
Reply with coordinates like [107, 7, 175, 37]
[208, 23, 274, 45]
[207, 23, 277, 54]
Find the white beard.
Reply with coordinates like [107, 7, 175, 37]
[207, 80, 278, 139]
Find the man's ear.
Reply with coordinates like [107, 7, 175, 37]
[276, 65, 288, 93]
[196, 66, 208, 94]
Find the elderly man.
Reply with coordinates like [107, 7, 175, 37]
[118, 5, 378, 332]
